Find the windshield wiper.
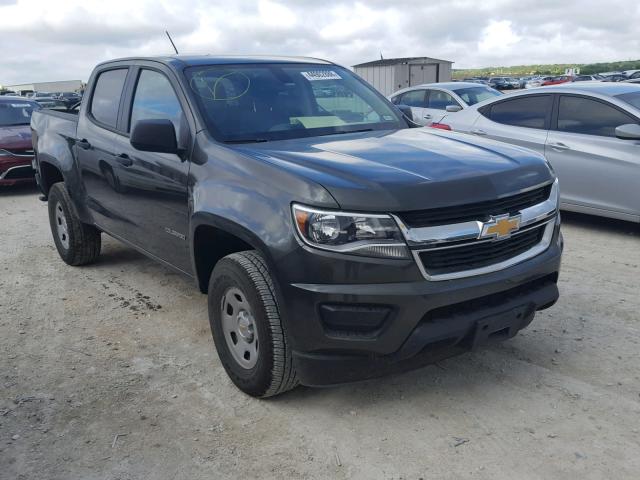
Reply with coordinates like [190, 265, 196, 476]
[334, 128, 374, 134]
[225, 138, 269, 144]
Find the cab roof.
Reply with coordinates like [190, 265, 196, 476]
[97, 55, 334, 69]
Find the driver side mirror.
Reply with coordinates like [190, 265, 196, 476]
[395, 104, 421, 128]
[446, 105, 462, 113]
[615, 123, 640, 140]
[130, 119, 179, 154]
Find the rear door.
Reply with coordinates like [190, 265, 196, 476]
[545, 94, 639, 217]
[396, 89, 429, 125]
[108, 64, 193, 273]
[76, 67, 130, 235]
[470, 94, 553, 157]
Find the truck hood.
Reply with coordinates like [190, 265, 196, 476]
[235, 128, 553, 211]
[0, 125, 32, 150]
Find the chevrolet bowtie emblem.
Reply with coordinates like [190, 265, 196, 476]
[480, 214, 521, 240]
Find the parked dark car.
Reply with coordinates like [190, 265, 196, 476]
[0, 97, 40, 185]
[55, 92, 83, 109]
[489, 77, 519, 90]
[31, 55, 562, 397]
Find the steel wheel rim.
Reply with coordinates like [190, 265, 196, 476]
[55, 202, 70, 250]
[221, 287, 259, 369]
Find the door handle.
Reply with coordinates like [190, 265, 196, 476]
[76, 138, 91, 150]
[549, 142, 570, 152]
[471, 129, 487, 135]
[424, 114, 432, 119]
[115, 153, 133, 167]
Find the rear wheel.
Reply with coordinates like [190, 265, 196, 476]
[208, 251, 298, 397]
[47, 182, 101, 266]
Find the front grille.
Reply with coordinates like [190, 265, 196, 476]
[398, 184, 552, 228]
[3, 165, 34, 180]
[419, 226, 545, 276]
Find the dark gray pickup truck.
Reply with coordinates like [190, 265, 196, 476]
[31, 56, 562, 397]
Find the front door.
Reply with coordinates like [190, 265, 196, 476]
[110, 67, 192, 273]
[423, 89, 460, 125]
[545, 94, 639, 216]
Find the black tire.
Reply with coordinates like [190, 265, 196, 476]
[208, 250, 298, 397]
[48, 182, 101, 266]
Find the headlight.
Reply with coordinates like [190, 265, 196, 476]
[292, 204, 409, 259]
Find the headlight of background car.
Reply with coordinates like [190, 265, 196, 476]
[292, 204, 410, 259]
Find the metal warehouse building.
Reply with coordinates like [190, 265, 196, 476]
[3, 80, 83, 95]
[353, 57, 454, 96]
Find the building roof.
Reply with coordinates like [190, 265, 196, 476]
[353, 56, 453, 68]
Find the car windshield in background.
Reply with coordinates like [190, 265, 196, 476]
[616, 92, 640, 110]
[452, 86, 501, 106]
[0, 101, 40, 126]
[185, 64, 405, 142]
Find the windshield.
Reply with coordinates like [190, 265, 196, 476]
[0, 101, 40, 126]
[616, 92, 640, 110]
[185, 64, 405, 143]
[453, 86, 502, 106]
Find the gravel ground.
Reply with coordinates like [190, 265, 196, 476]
[1, 184, 639, 480]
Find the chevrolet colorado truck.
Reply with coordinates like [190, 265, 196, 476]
[31, 56, 562, 397]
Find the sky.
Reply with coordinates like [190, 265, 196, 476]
[1, 0, 639, 85]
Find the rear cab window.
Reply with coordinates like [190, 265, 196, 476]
[480, 95, 552, 129]
[89, 68, 128, 128]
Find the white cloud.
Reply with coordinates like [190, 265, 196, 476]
[0, 0, 639, 85]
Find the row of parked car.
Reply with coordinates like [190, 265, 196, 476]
[464, 69, 640, 90]
[389, 80, 640, 223]
[0, 90, 82, 109]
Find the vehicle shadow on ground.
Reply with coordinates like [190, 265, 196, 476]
[0, 183, 39, 197]
[276, 339, 543, 406]
[560, 211, 639, 237]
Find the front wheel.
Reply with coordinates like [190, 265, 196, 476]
[47, 182, 101, 266]
[208, 251, 298, 397]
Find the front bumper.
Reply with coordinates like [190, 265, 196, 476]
[278, 224, 562, 386]
[0, 154, 35, 185]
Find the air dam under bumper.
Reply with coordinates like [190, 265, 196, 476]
[287, 229, 562, 387]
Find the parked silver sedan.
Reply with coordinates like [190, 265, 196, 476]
[439, 82, 640, 223]
[388, 82, 501, 126]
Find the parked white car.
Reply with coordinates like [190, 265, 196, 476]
[388, 82, 502, 126]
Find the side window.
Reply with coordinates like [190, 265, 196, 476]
[631, 72, 640, 79]
[557, 96, 637, 137]
[485, 95, 552, 129]
[90, 69, 128, 128]
[399, 90, 426, 107]
[130, 69, 184, 136]
[427, 90, 459, 110]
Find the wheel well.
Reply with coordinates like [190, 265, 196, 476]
[39, 161, 64, 194]
[193, 225, 253, 293]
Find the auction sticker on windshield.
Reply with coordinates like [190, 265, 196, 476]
[301, 70, 342, 81]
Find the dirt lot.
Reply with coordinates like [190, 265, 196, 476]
[1, 184, 639, 480]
